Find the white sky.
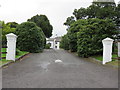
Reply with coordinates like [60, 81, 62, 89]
[0, 0, 119, 37]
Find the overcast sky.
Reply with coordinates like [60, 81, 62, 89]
[0, 0, 119, 37]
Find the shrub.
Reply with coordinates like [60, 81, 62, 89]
[45, 44, 51, 49]
[77, 18, 117, 57]
[67, 19, 88, 52]
[60, 34, 69, 50]
[15, 22, 45, 53]
[1, 21, 16, 47]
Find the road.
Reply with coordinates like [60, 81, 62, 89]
[2, 49, 118, 88]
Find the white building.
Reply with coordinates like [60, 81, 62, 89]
[46, 37, 61, 49]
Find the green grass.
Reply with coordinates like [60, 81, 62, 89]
[16, 50, 29, 59]
[92, 54, 118, 61]
[1, 54, 6, 57]
[92, 55, 103, 61]
[0, 60, 13, 66]
[92, 54, 119, 66]
[1, 48, 6, 52]
[0, 48, 29, 66]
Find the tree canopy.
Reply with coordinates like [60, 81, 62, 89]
[15, 22, 45, 53]
[28, 14, 53, 38]
[1, 21, 16, 47]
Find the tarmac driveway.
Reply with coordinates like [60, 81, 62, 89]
[2, 49, 118, 88]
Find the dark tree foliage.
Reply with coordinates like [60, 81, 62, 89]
[64, 16, 75, 26]
[28, 14, 53, 38]
[62, 1, 119, 58]
[67, 19, 88, 52]
[60, 34, 69, 50]
[6, 22, 19, 28]
[73, 8, 87, 20]
[15, 22, 45, 53]
[73, 2, 116, 20]
[77, 19, 118, 57]
[1, 21, 16, 47]
[115, 4, 120, 37]
[64, 2, 117, 28]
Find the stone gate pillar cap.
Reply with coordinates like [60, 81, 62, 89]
[6, 33, 17, 37]
[102, 37, 114, 42]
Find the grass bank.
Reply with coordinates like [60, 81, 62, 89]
[0, 48, 29, 66]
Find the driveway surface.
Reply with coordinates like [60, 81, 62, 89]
[2, 49, 118, 88]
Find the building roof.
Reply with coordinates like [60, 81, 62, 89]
[47, 38, 54, 41]
[93, 0, 115, 3]
[55, 37, 61, 42]
[47, 37, 61, 42]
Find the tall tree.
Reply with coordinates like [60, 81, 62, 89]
[64, 16, 75, 30]
[73, 8, 87, 20]
[115, 3, 120, 39]
[28, 14, 53, 38]
[6, 22, 18, 28]
[1, 21, 16, 47]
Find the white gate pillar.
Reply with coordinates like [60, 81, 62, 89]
[102, 38, 114, 64]
[6, 33, 17, 61]
[118, 41, 120, 57]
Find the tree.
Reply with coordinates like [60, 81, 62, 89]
[2, 21, 16, 47]
[60, 34, 69, 50]
[67, 19, 88, 52]
[73, 8, 87, 20]
[73, 2, 116, 20]
[77, 18, 118, 57]
[28, 14, 53, 38]
[64, 16, 75, 30]
[15, 22, 45, 53]
[113, 4, 120, 39]
[6, 22, 18, 28]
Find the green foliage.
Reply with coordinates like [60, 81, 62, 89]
[15, 22, 45, 53]
[73, 8, 87, 20]
[77, 18, 117, 57]
[67, 19, 88, 52]
[6, 22, 18, 28]
[45, 44, 51, 49]
[60, 34, 69, 50]
[64, 16, 75, 30]
[1, 21, 16, 47]
[28, 14, 53, 38]
[73, 3, 116, 20]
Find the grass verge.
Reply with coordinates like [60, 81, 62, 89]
[0, 48, 29, 66]
[92, 54, 119, 67]
[92, 54, 118, 61]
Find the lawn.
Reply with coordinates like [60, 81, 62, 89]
[16, 49, 29, 58]
[0, 48, 29, 66]
[92, 54, 118, 61]
[92, 54, 119, 67]
[2, 48, 6, 52]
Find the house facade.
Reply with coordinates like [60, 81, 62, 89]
[46, 37, 61, 49]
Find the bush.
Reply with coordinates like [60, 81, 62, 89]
[60, 34, 69, 50]
[1, 21, 16, 47]
[15, 22, 45, 53]
[45, 44, 51, 49]
[77, 18, 117, 57]
[16, 49, 21, 55]
[67, 19, 88, 52]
